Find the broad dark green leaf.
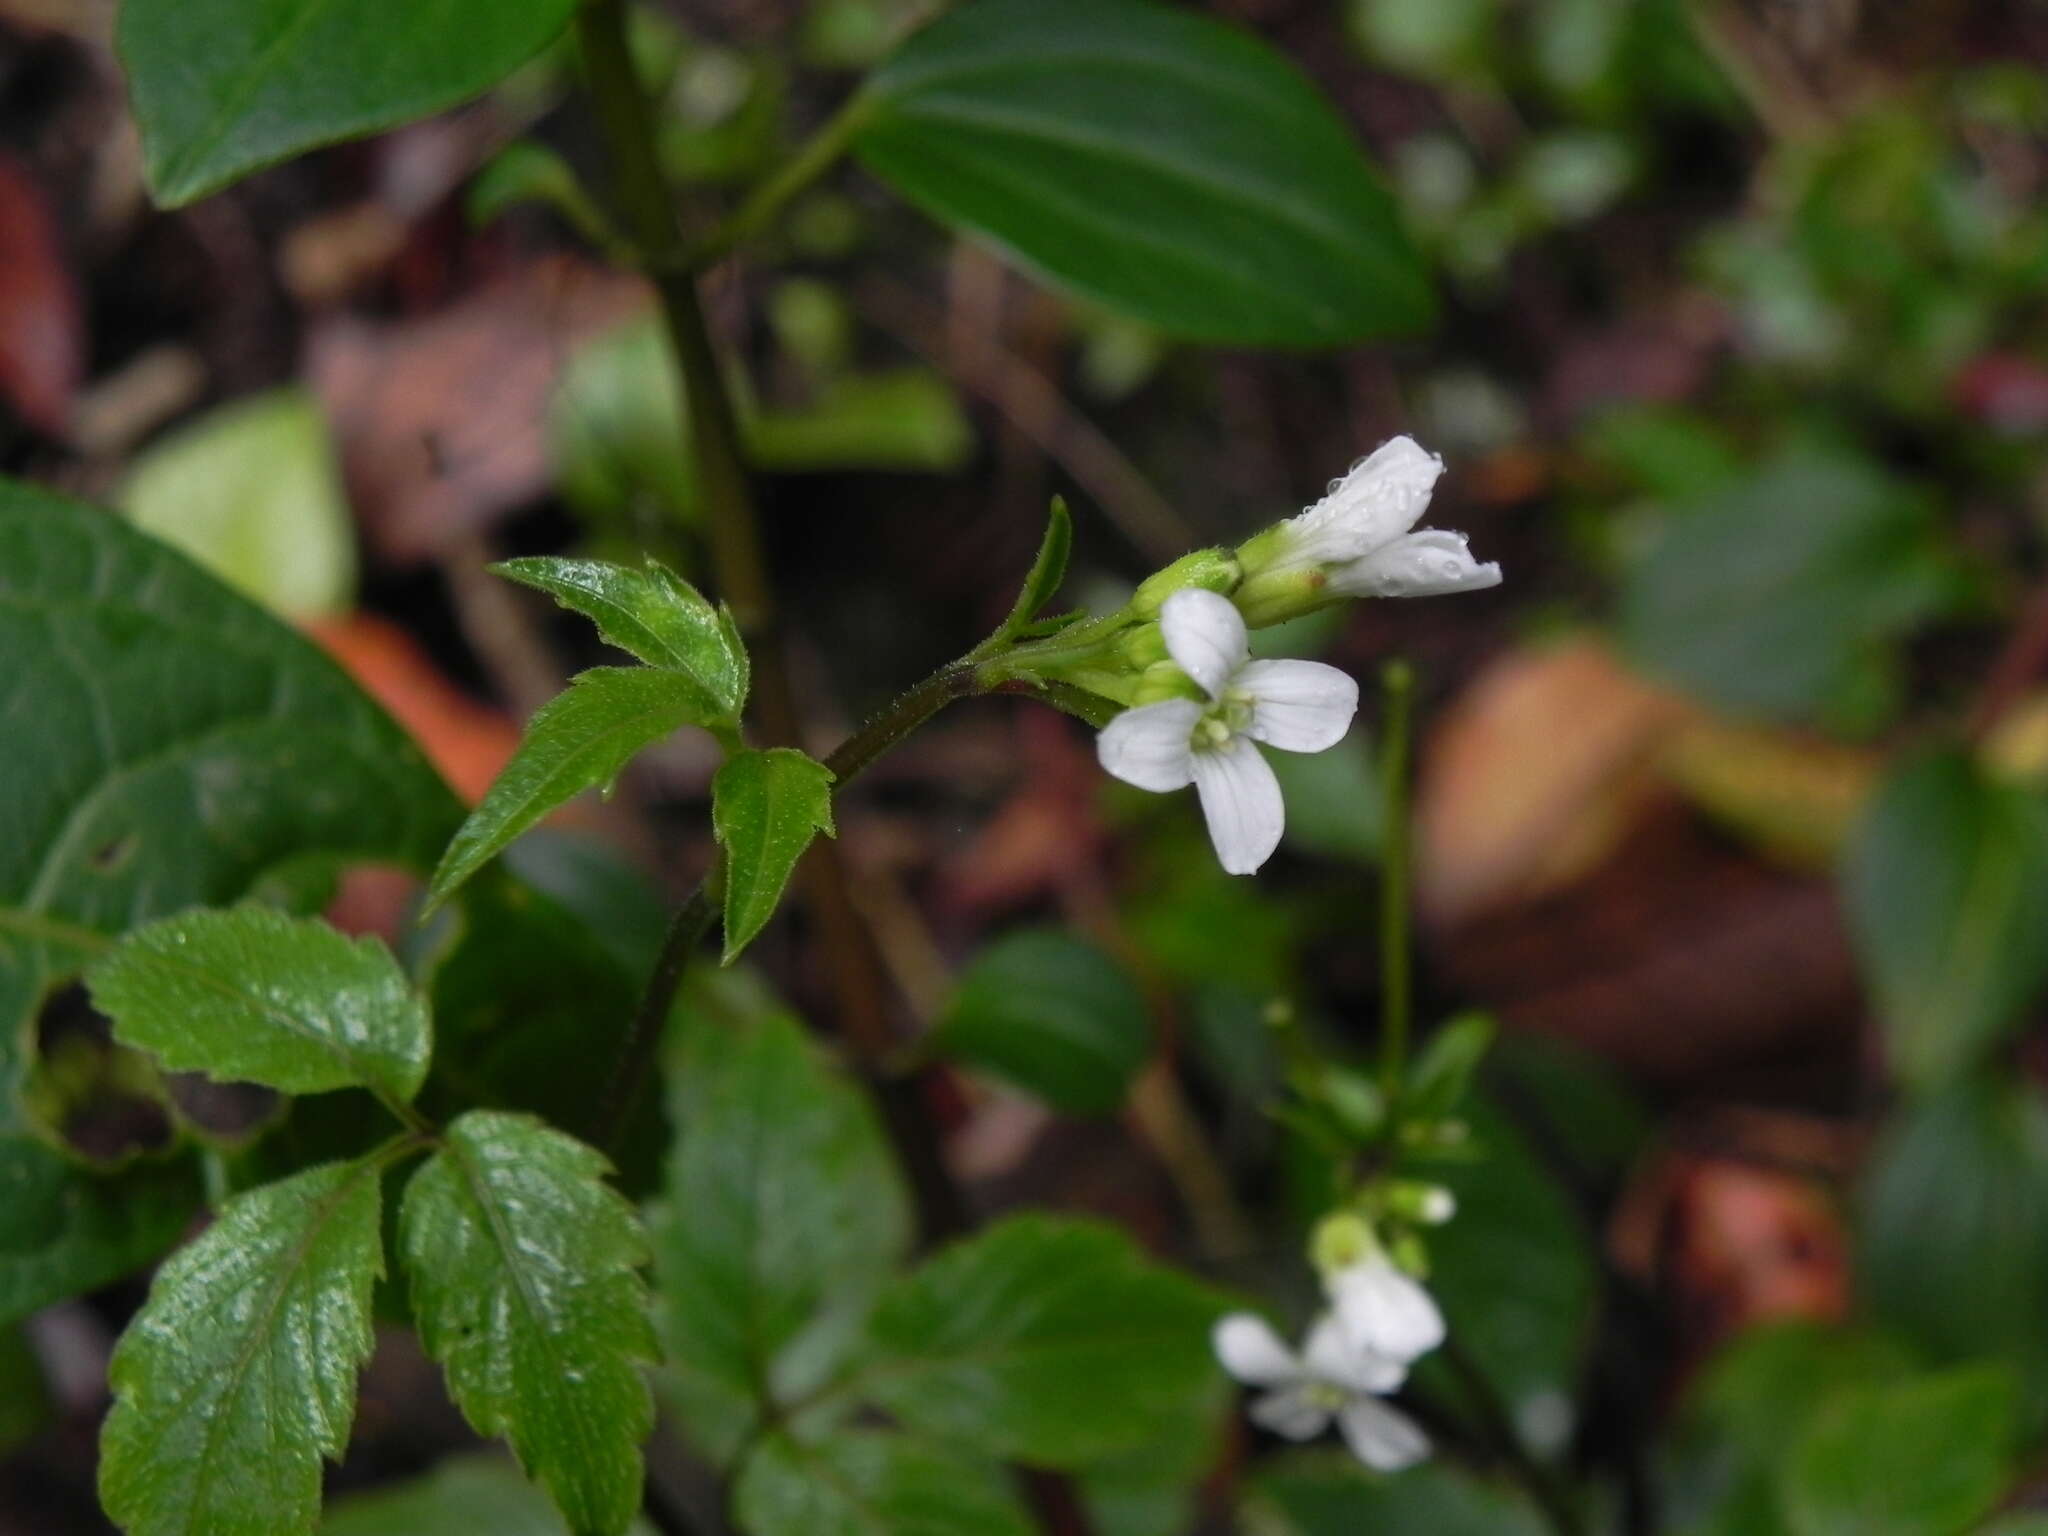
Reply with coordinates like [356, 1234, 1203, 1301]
[400, 1111, 655, 1536]
[99, 1156, 386, 1536]
[1075, 1378, 1226, 1536]
[1619, 452, 1964, 734]
[1859, 1077, 2048, 1430]
[1780, 1365, 2015, 1536]
[1244, 1453, 1548, 1536]
[652, 1005, 909, 1465]
[0, 480, 454, 1313]
[494, 558, 748, 720]
[934, 929, 1149, 1115]
[857, 1215, 1228, 1466]
[0, 1322, 50, 1452]
[428, 667, 711, 912]
[712, 748, 836, 964]
[88, 906, 428, 1105]
[118, 0, 582, 205]
[733, 1431, 1033, 1536]
[1269, 736, 1381, 863]
[855, 0, 1432, 346]
[1843, 753, 2048, 1085]
[322, 1456, 656, 1536]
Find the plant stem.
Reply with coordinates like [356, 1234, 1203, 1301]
[1378, 659, 1415, 1102]
[688, 97, 868, 269]
[1441, 1337, 1585, 1536]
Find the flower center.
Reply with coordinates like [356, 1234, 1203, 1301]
[1305, 1381, 1349, 1411]
[1190, 688, 1255, 752]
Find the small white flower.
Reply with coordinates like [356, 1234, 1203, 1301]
[1265, 435, 1501, 598]
[1097, 589, 1358, 876]
[1327, 1253, 1446, 1365]
[1213, 1312, 1431, 1472]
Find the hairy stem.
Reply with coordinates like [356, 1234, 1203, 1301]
[1378, 659, 1415, 1102]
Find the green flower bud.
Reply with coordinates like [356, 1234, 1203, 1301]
[1309, 1211, 1378, 1279]
[1132, 547, 1241, 617]
[1119, 622, 1168, 669]
[1130, 659, 1203, 706]
[1231, 563, 1335, 628]
[1383, 1180, 1457, 1226]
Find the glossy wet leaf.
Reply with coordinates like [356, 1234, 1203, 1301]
[712, 749, 836, 963]
[733, 1431, 1033, 1536]
[119, 0, 583, 205]
[99, 1156, 386, 1536]
[88, 906, 428, 1104]
[856, 0, 1432, 346]
[428, 667, 714, 912]
[400, 1111, 655, 1536]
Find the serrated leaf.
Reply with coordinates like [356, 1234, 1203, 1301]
[712, 749, 836, 963]
[1843, 752, 2048, 1086]
[935, 928, 1149, 1115]
[733, 1431, 1033, 1536]
[428, 668, 711, 912]
[494, 558, 747, 719]
[88, 906, 428, 1105]
[322, 1456, 657, 1536]
[0, 479, 455, 1314]
[99, 1156, 386, 1536]
[118, 0, 582, 206]
[651, 1007, 909, 1464]
[400, 1111, 655, 1536]
[855, 0, 1432, 346]
[856, 1215, 1228, 1466]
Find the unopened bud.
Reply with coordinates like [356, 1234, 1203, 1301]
[1384, 1181, 1457, 1226]
[1132, 548, 1241, 617]
[1130, 660, 1203, 707]
[1309, 1212, 1377, 1279]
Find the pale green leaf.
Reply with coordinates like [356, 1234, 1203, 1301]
[733, 1431, 1033, 1536]
[712, 749, 836, 963]
[119, 0, 582, 205]
[494, 558, 747, 719]
[428, 668, 711, 912]
[99, 1156, 386, 1536]
[400, 1111, 655, 1536]
[856, 1215, 1228, 1465]
[652, 1007, 909, 1464]
[322, 1456, 656, 1536]
[88, 906, 428, 1104]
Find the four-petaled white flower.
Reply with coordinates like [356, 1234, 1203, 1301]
[1272, 435, 1501, 598]
[1327, 1253, 1445, 1365]
[1213, 1312, 1431, 1472]
[1097, 588, 1358, 876]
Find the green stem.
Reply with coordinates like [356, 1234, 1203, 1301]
[688, 97, 869, 269]
[1378, 659, 1414, 1103]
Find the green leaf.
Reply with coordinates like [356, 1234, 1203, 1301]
[857, 1215, 1228, 1466]
[712, 749, 837, 963]
[995, 498, 1073, 642]
[855, 0, 1432, 346]
[118, 0, 582, 205]
[734, 1431, 1034, 1536]
[1859, 1077, 2048, 1430]
[1075, 1378, 1226, 1536]
[1404, 1012, 1494, 1120]
[469, 143, 615, 247]
[652, 1005, 909, 1465]
[322, 1456, 657, 1536]
[0, 1322, 50, 1452]
[743, 370, 975, 473]
[400, 1111, 655, 1536]
[99, 1155, 387, 1536]
[1245, 1452, 1548, 1536]
[1780, 1365, 2016, 1536]
[934, 929, 1149, 1115]
[0, 479, 455, 1310]
[1619, 451, 1964, 734]
[428, 667, 713, 912]
[121, 389, 355, 621]
[1843, 753, 2048, 1085]
[494, 558, 748, 719]
[87, 906, 429, 1104]
[1269, 735, 1381, 863]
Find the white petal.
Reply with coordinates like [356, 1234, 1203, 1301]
[1329, 528, 1501, 599]
[1237, 660, 1360, 754]
[1213, 1314, 1303, 1387]
[1190, 735, 1284, 876]
[1097, 700, 1200, 792]
[1159, 588, 1247, 698]
[1281, 436, 1444, 569]
[1337, 1397, 1432, 1472]
[1303, 1314, 1407, 1395]
[1249, 1386, 1334, 1442]
[1329, 1258, 1446, 1363]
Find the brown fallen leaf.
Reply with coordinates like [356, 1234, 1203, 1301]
[0, 150, 84, 436]
[309, 255, 647, 563]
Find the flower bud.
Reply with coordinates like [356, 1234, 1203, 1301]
[1119, 621, 1168, 669]
[1309, 1211, 1378, 1280]
[1129, 659, 1203, 706]
[1132, 547, 1241, 617]
[1383, 1181, 1457, 1226]
[1231, 562, 1336, 628]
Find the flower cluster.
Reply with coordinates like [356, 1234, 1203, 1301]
[1096, 435, 1499, 875]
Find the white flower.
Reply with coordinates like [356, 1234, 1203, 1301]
[1327, 1253, 1446, 1365]
[1096, 589, 1358, 876]
[1252, 435, 1501, 602]
[1213, 1312, 1431, 1472]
